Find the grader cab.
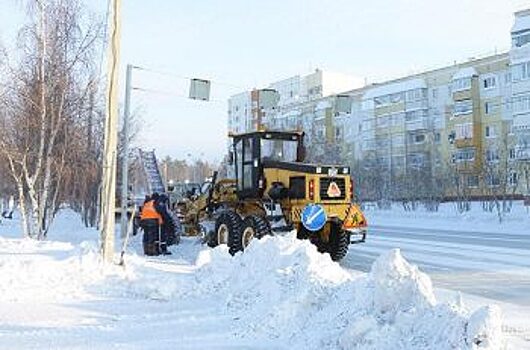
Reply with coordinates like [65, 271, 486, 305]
[181, 130, 367, 261]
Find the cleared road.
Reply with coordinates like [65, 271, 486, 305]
[343, 224, 530, 305]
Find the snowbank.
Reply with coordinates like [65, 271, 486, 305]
[363, 201, 530, 235]
[122, 234, 504, 349]
[0, 210, 505, 349]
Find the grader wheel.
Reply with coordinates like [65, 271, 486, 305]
[210, 210, 243, 248]
[230, 214, 272, 254]
[327, 226, 350, 261]
[322, 221, 350, 261]
[299, 221, 350, 262]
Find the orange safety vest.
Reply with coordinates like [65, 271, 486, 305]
[140, 200, 163, 224]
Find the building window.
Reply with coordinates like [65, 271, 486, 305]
[335, 127, 341, 139]
[485, 125, 496, 138]
[512, 62, 530, 81]
[484, 102, 495, 115]
[453, 78, 472, 92]
[486, 148, 499, 163]
[408, 153, 425, 168]
[513, 32, 530, 47]
[453, 99, 473, 116]
[408, 133, 426, 144]
[405, 89, 425, 102]
[432, 88, 438, 99]
[392, 113, 404, 126]
[485, 174, 500, 187]
[434, 132, 441, 143]
[434, 153, 442, 167]
[508, 171, 518, 187]
[455, 123, 473, 140]
[467, 175, 479, 188]
[376, 115, 390, 128]
[507, 120, 514, 135]
[509, 148, 516, 160]
[405, 110, 425, 122]
[376, 157, 390, 167]
[453, 148, 475, 163]
[483, 77, 496, 89]
[513, 94, 530, 114]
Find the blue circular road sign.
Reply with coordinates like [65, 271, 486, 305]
[301, 204, 327, 232]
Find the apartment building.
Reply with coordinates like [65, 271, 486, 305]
[357, 10, 529, 197]
[227, 10, 530, 198]
[228, 69, 362, 133]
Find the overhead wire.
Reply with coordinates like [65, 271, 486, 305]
[131, 86, 227, 104]
[132, 65, 250, 91]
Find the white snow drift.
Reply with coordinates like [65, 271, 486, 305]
[0, 212, 504, 349]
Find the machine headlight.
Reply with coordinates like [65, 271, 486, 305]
[343, 167, 349, 174]
[328, 167, 338, 177]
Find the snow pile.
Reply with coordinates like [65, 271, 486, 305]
[0, 237, 114, 302]
[365, 249, 435, 319]
[340, 250, 503, 349]
[122, 234, 504, 349]
[0, 211, 505, 349]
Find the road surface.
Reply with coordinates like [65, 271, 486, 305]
[343, 224, 530, 306]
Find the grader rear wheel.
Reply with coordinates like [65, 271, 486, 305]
[230, 214, 272, 254]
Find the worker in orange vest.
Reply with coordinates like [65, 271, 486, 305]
[139, 193, 171, 256]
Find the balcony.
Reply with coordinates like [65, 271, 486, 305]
[454, 138, 475, 149]
[516, 146, 530, 160]
[406, 119, 429, 131]
[453, 89, 473, 101]
[404, 99, 428, 111]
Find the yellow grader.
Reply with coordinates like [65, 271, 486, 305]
[176, 130, 367, 261]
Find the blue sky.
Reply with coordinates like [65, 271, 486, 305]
[1, 0, 529, 162]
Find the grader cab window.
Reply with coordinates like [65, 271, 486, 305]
[261, 138, 298, 162]
[235, 137, 257, 191]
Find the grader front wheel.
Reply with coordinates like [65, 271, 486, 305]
[211, 211, 243, 248]
[327, 224, 350, 261]
[310, 222, 350, 262]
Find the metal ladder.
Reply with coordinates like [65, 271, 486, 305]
[139, 149, 165, 194]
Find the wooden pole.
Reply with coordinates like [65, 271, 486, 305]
[100, 0, 122, 263]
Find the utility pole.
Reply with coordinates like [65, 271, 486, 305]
[100, 0, 122, 263]
[120, 64, 133, 239]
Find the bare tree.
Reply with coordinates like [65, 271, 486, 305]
[0, 0, 104, 237]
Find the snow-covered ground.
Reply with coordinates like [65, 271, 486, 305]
[343, 201, 530, 348]
[351, 202, 530, 304]
[0, 209, 517, 349]
[362, 201, 530, 235]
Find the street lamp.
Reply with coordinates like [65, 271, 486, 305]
[120, 63, 139, 239]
